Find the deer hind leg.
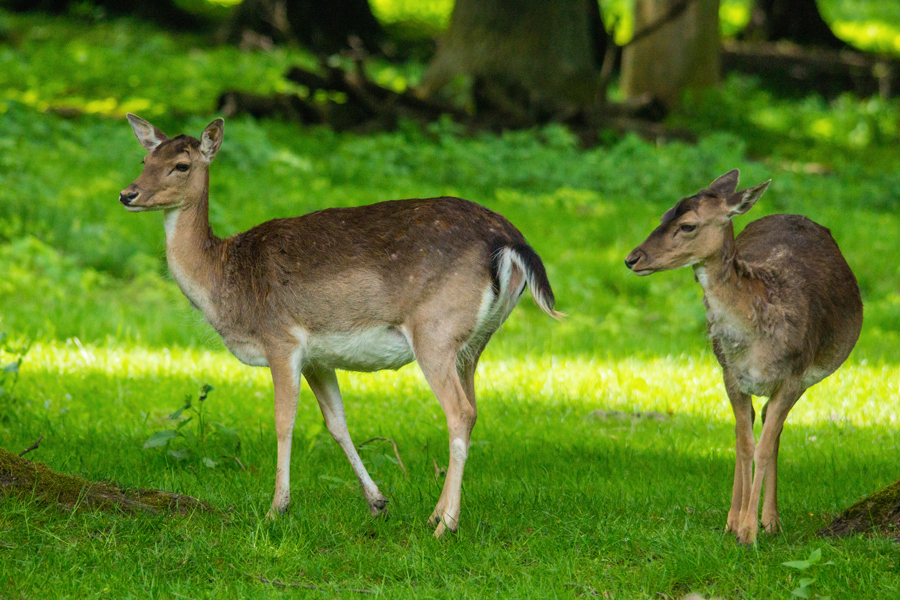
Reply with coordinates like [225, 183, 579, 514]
[738, 380, 804, 545]
[267, 353, 301, 518]
[426, 342, 485, 527]
[304, 367, 388, 516]
[413, 332, 478, 538]
[724, 369, 754, 536]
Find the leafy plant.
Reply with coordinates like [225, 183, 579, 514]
[782, 548, 835, 599]
[143, 383, 241, 469]
[0, 332, 30, 400]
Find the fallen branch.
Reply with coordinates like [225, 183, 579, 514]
[359, 437, 408, 478]
[723, 40, 900, 99]
[229, 564, 375, 594]
[18, 435, 43, 457]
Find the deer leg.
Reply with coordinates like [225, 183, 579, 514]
[760, 402, 782, 533]
[267, 354, 301, 518]
[737, 380, 804, 545]
[427, 345, 484, 529]
[723, 369, 754, 535]
[415, 339, 477, 538]
[304, 367, 388, 517]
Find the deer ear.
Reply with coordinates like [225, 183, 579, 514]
[127, 113, 169, 152]
[727, 180, 771, 217]
[200, 118, 225, 162]
[708, 169, 740, 196]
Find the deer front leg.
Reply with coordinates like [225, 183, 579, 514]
[304, 367, 388, 516]
[737, 380, 805, 545]
[760, 402, 783, 534]
[723, 369, 754, 536]
[267, 353, 301, 518]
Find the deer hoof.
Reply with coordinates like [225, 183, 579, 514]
[368, 496, 389, 517]
[433, 520, 457, 538]
[266, 504, 288, 520]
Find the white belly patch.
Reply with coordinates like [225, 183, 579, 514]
[301, 325, 415, 372]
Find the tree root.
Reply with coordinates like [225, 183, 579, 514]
[818, 478, 900, 540]
[0, 446, 214, 516]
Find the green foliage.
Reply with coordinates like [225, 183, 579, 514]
[673, 75, 900, 170]
[783, 548, 836, 599]
[0, 332, 29, 400]
[0, 13, 317, 117]
[143, 383, 241, 468]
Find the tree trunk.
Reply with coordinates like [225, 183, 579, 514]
[421, 0, 607, 108]
[741, 0, 845, 49]
[222, 0, 383, 54]
[621, 0, 720, 108]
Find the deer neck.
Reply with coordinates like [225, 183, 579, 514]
[162, 175, 224, 320]
[692, 222, 752, 327]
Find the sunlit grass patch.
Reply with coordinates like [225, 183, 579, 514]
[20, 343, 899, 431]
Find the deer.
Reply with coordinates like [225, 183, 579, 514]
[625, 170, 862, 545]
[119, 114, 562, 537]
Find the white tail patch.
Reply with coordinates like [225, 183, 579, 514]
[495, 247, 562, 320]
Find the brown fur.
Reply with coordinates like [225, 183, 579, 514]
[625, 170, 862, 544]
[120, 115, 560, 536]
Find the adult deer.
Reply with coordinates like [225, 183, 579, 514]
[625, 170, 862, 545]
[119, 115, 561, 536]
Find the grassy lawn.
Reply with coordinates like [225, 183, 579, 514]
[1, 7, 900, 599]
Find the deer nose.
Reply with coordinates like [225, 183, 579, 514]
[119, 190, 139, 206]
[624, 251, 644, 270]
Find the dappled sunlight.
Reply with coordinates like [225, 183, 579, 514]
[834, 20, 900, 53]
[21, 343, 900, 431]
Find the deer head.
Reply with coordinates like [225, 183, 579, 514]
[119, 114, 224, 212]
[625, 170, 771, 275]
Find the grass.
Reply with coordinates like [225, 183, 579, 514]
[1, 6, 900, 599]
[2, 345, 899, 597]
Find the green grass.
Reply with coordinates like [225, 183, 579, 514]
[2, 8, 900, 599]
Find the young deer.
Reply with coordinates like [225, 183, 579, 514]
[625, 170, 862, 545]
[119, 115, 561, 536]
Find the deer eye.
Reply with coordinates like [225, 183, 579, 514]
[679, 224, 696, 233]
[175, 163, 190, 172]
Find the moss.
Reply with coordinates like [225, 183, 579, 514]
[0, 447, 213, 515]
[819, 478, 900, 538]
